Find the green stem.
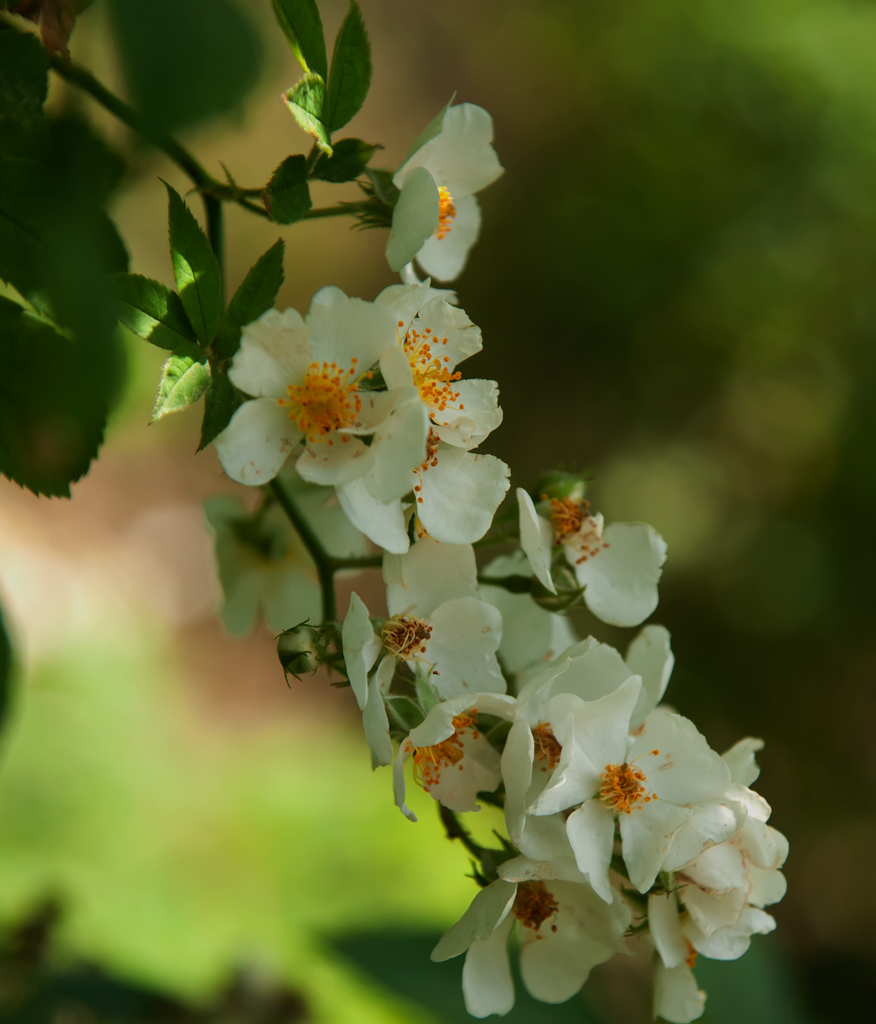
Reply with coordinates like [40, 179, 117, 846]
[204, 194, 224, 301]
[269, 479, 337, 623]
[301, 204, 365, 220]
[331, 554, 383, 571]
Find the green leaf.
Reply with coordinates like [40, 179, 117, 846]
[0, 296, 123, 497]
[283, 73, 332, 155]
[198, 373, 241, 451]
[264, 156, 312, 225]
[0, 22, 49, 128]
[152, 354, 210, 422]
[109, 272, 202, 358]
[324, 1, 372, 132]
[272, 0, 327, 80]
[311, 138, 378, 183]
[106, 0, 263, 135]
[0, 598, 13, 748]
[215, 239, 285, 360]
[164, 183, 223, 347]
[384, 696, 425, 733]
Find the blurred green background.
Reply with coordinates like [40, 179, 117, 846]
[0, 0, 872, 1020]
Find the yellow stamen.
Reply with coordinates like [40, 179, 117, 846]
[435, 186, 457, 239]
[411, 711, 479, 788]
[512, 881, 559, 936]
[278, 360, 361, 442]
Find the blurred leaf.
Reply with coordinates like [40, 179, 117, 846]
[0, 295, 122, 497]
[198, 373, 240, 451]
[695, 941, 811, 1024]
[272, 0, 327, 80]
[324, 1, 372, 133]
[264, 156, 312, 224]
[0, 599, 12, 748]
[333, 930, 601, 1023]
[384, 696, 425, 733]
[106, 0, 262, 135]
[109, 272, 202, 359]
[215, 239, 285, 359]
[164, 183, 222, 347]
[312, 137, 378, 183]
[0, 21, 48, 127]
[283, 73, 332, 155]
[152, 353, 210, 422]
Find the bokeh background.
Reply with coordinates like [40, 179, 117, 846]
[0, 0, 872, 1020]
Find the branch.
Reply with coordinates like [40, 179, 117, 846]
[269, 478, 337, 623]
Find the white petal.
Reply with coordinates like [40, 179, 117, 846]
[649, 891, 688, 969]
[424, 597, 506, 698]
[663, 798, 747, 873]
[653, 962, 706, 1024]
[573, 522, 667, 627]
[374, 281, 431, 331]
[214, 398, 301, 486]
[681, 841, 748, 898]
[417, 448, 510, 545]
[432, 879, 517, 961]
[722, 737, 764, 787]
[336, 479, 408, 555]
[480, 577, 575, 677]
[386, 536, 477, 618]
[363, 658, 394, 767]
[410, 294, 483, 369]
[685, 907, 775, 961]
[462, 914, 516, 1018]
[748, 866, 787, 909]
[379, 344, 414, 390]
[518, 638, 632, 709]
[295, 433, 374, 488]
[306, 285, 398, 369]
[565, 799, 616, 903]
[392, 739, 416, 822]
[386, 167, 440, 273]
[629, 708, 731, 805]
[228, 307, 310, 399]
[341, 592, 381, 709]
[620, 799, 691, 893]
[416, 194, 481, 282]
[625, 624, 674, 726]
[397, 104, 504, 198]
[568, 675, 642, 772]
[363, 392, 429, 504]
[432, 378, 502, 448]
[518, 490, 556, 594]
[419, 731, 502, 814]
[519, 880, 628, 1004]
[501, 719, 534, 845]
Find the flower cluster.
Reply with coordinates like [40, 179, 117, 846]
[204, 102, 786, 1022]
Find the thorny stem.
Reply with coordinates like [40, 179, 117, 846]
[270, 478, 338, 624]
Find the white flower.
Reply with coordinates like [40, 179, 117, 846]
[392, 692, 516, 820]
[342, 539, 506, 766]
[531, 679, 736, 902]
[203, 474, 366, 635]
[480, 551, 578, 679]
[518, 488, 667, 627]
[432, 861, 629, 1017]
[647, 753, 788, 1023]
[386, 103, 504, 281]
[213, 290, 428, 500]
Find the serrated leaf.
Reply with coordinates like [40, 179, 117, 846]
[215, 239, 285, 360]
[198, 373, 241, 451]
[324, 2, 372, 132]
[312, 138, 378, 183]
[264, 156, 312, 225]
[0, 295, 122, 497]
[152, 354, 210, 422]
[164, 183, 223, 347]
[0, 22, 49, 128]
[272, 0, 327, 80]
[0, 598, 11, 747]
[109, 272, 203, 358]
[283, 73, 332, 155]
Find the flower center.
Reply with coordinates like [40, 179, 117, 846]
[435, 186, 457, 239]
[533, 723, 562, 770]
[402, 323, 463, 414]
[278, 360, 362, 442]
[599, 759, 657, 814]
[547, 497, 608, 564]
[381, 614, 432, 658]
[512, 881, 559, 934]
[411, 711, 479, 788]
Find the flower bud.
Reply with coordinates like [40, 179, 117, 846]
[536, 470, 587, 503]
[277, 623, 321, 679]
